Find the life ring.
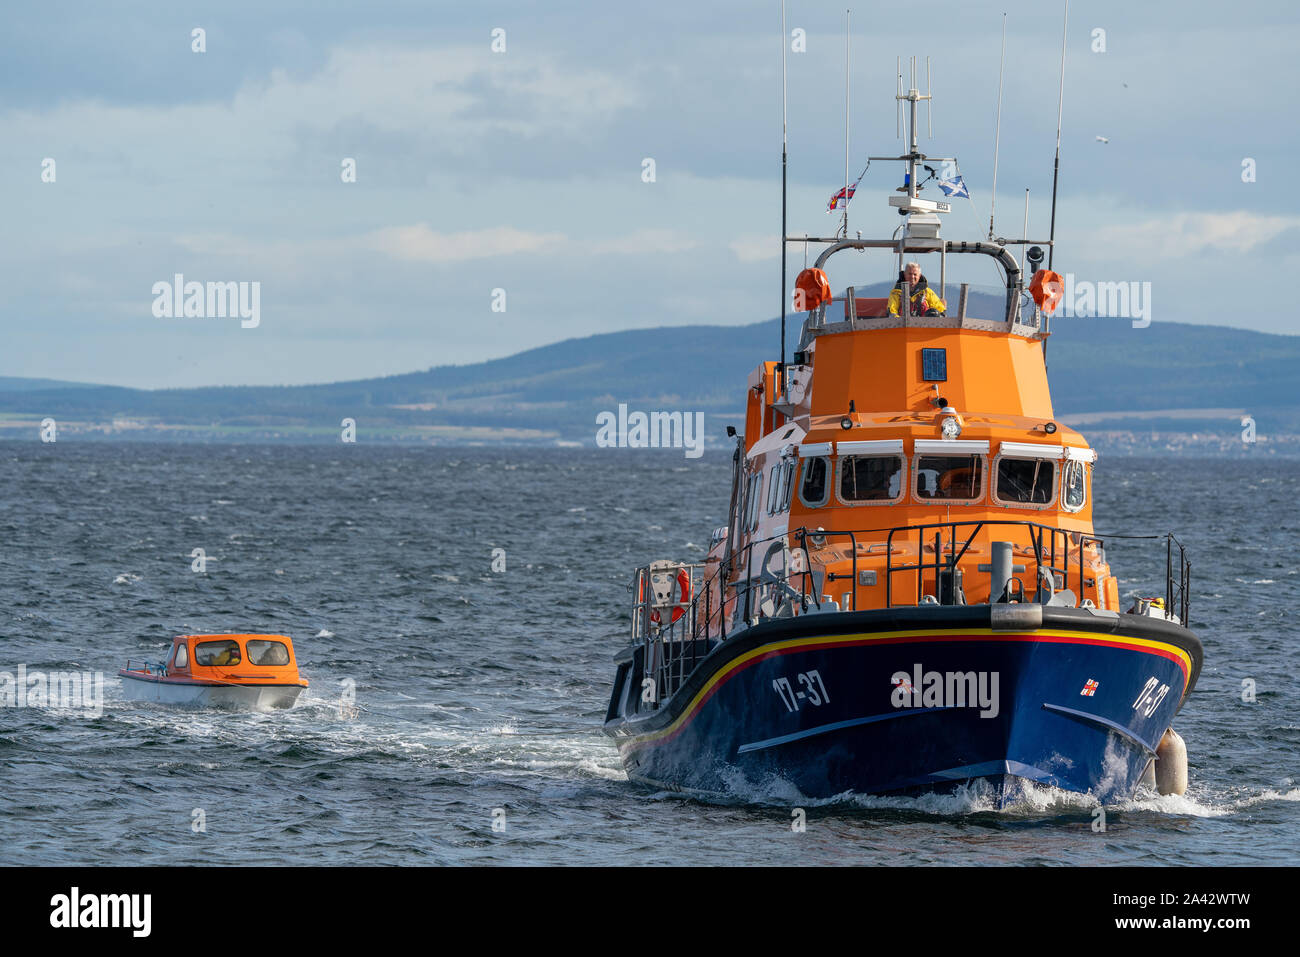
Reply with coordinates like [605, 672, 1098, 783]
[645, 567, 692, 625]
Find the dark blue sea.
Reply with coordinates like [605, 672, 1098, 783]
[1, 441, 1296, 865]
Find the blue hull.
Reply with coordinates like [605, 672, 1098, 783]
[605, 606, 1201, 803]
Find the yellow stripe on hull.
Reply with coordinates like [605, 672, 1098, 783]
[621, 627, 1192, 750]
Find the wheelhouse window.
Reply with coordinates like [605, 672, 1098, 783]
[767, 465, 781, 514]
[194, 639, 241, 666]
[914, 455, 983, 502]
[247, 639, 290, 666]
[781, 461, 797, 511]
[1062, 458, 1088, 512]
[799, 457, 830, 507]
[736, 469, 756, 535]
[743, 473, 754, 538]
[747, 473, 763, 530]
[173, 643, 188, 668]
[994, 456, 1057, 506]
[839, 455, 904, 504]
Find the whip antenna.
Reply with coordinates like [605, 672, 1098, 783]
[927, 56, 932, 137]
[896, 57, 902, 138]
[779, 0, 788, 399]
[1047, 0, 1069, 270]
[988, 12, 1006, 240]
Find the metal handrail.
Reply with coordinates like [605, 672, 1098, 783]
[629, 520, 1190, 709]
[123, 658, 168, 676]
[1166, 533, 1191, 623]
[881, 519, 1104, 608]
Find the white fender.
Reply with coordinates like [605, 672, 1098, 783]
[1154, 727, 1188, 796]
[1139, 757, 1156, 790]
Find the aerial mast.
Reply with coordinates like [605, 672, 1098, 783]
[841, 9, 851, 239]
[988, 13, 1007, 240]
[779, 0, 789, 399]
[1047, 0, 1069, 270]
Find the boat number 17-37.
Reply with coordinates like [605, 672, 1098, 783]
[772, 671, 830, 712]
[1132, 677, 1170, 717]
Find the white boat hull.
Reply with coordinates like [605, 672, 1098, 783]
[119, 673, 304, 710]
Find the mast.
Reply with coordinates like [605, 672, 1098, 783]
[906, 58, 919, 198]
[841, 9, 851, 239]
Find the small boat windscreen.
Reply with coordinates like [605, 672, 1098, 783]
[194, 639, 241, 666]
[247, 639, 291, 666]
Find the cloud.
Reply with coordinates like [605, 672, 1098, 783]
[367, 224, 566, 263]
[729, 234, 777, 262]
[588, 229, 700, 256]
[1091, 212, 1300, 259]
[176, 224, 704, 267]
[0, 44, 638, 184]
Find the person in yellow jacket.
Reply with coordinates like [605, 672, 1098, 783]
[211, 643, 241, 666]
[887, 262, 947, 317]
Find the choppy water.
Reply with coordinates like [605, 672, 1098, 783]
[0, 442, 1296, 865]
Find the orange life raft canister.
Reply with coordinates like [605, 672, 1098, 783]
[794, 268, 832, 312]
[1030, 269, 1064, 315]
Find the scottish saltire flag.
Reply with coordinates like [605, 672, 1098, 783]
[827, 180, 858, 211]
[938, 175, 970, 199]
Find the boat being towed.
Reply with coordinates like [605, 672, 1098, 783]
[603, 64, 1201, 805]
[120, 633, 308, 710]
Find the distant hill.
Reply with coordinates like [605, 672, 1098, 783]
[2, 289, 1297, 452]
[0, 376, 102, 392]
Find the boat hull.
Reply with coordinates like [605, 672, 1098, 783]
[119, 671, 304, 710]
[604, 606, 1201, 803]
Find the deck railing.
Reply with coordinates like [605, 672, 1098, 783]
[628, 521, 1191, 708]
[123, 658, 168, 676]
[1167, 533, 1191, 625]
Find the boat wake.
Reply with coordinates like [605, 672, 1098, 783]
[637, 763, 1300, 820]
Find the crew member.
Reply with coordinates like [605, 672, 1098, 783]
[888, 262, 946, 317]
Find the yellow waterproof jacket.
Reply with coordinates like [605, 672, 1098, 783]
[888, 285, 947, 317]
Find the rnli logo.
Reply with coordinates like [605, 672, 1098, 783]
[1080, 679, 1099, 697]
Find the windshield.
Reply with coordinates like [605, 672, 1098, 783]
[996, 457, 1056, 505]
[247, 639, 290, 666]
[800, 457, 829, 506]
[194, 639, 241, 667]
[813, 246, 1016, 325]
[915, 455, 983, 501]
[840, 455, 903, 502]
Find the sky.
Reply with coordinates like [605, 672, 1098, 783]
[2, 0, 1298, 389]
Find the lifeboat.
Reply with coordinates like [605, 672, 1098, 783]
[119, 634, 309, 710]
[603, 65, 1202, 805]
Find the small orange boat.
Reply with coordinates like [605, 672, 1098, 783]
[119, 633, 308, 710]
